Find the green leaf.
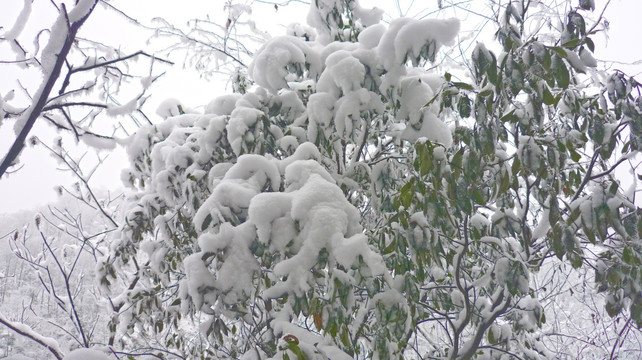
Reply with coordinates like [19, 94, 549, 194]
[500, 110, 517, 123]
[286, 342, 306, 360]
[478, 88, 493, 98]
[552, 55, 570, 89]
[567, 207, 581, 225]
[584, 225, 596, 244]
[472, 189, 484, 205]
[562, 38, 580, 49]
[452, 82, 474, 90]
[487, 327, 496, 344]
[569, 149, 581, 162]
[451, 148, 465, 176]
[415, 142, 434, 177]
[549, 47, 567, 58]
[382, 239, 397, 255]
[399, 179, 415, 208]
[423, 92, 440, 108]
[622, 247, 635, 265]
[340, 326, 351, 348]
[549, 198, 560, 225]
[487, 54, 498, 85]
[569, 250, 583, 269]
[511, 156, 521, 176]
[328, 320, 338, 337]
[458, 96, 472, 118]
[550, 223, 565, 260]
[585, 37, 595, 52]
[631, 301, 642, 328]
[499, 170, 511, 195]
[605, 297, 623, 317]
[552, 237, 565, 260]
[201, 214, 213, 231]
[542, 86, 556, 105]
[580, 0, 595, 11]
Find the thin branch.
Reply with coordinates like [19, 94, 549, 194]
[42, 114, 115, 141]
[42, 101, 108, 112]
[0, 1, 99, 179]
[59, 51, 173, 95]
[40, 231, 89, 347]
[587, 0, 612, 35]
[572, 147, 601, 202]
[610, 317, 633, 360]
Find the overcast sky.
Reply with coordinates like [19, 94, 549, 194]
[0, 0, 640, 214]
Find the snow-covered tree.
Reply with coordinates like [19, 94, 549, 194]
[0, 186, 122, 360]
[0, 1, 288, 358]
[99, 0, 641, 359]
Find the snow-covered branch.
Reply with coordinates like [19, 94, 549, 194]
[0, 0, 99, 179]
[0, 311, 64, 360]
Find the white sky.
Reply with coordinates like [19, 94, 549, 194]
[0, 0, 640, 214]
